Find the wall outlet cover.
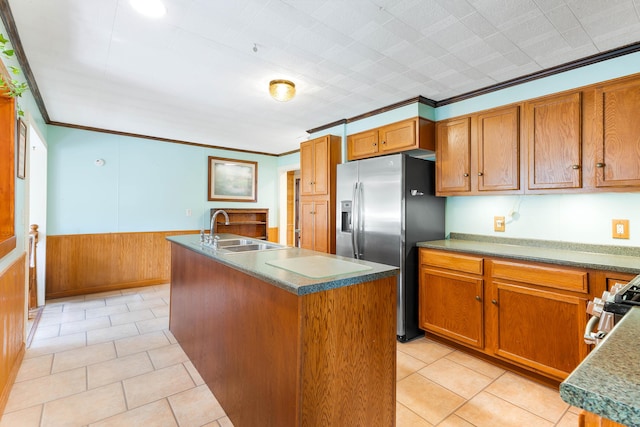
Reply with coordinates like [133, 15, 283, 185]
[612, 219, 630, 239]
[494, 216, 505, 232]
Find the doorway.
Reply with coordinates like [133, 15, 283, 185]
[27, 123, 47, 307]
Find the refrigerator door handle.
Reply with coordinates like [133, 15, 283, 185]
[357, 182, 364, 258]
[351, 182, 359, 258]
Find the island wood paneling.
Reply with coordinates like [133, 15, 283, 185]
[46, 230, 199, 299]
[169, 243, 396, 427]
[0, 253, 26, 416]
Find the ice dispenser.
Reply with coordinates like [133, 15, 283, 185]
[340, 201, 352, 232]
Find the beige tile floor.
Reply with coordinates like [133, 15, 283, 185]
[1, 284, 580, 426]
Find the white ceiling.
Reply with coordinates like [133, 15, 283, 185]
[7, 0, 640, 155]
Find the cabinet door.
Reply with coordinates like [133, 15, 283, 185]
[299, 200, 315, 250]
[312, 138, 329, 196]
[477, 106, 520, 192]
[526, 92, 583, 190]
[348, 130, 379, 160]
[419, 268, 484, 349]
[312, 200, 329, 253]
[436, 117, 471, 194]
[300, 141, 315, 196]
[379, 118, 417, 153]
[594, 78, 640, 188]
[490, 281, 588, 379]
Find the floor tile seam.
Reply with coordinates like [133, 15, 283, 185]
[482, 385, 561, 424]
[436, 353, 496, 383]
[50, 341, 119, 375]
[12, 366, 92, 414]
[396, 400, 434, 427]
[122, 370, 198, 412]
[413, 366, 486, 402]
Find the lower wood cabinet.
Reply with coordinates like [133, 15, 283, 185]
[419, 250, 484, 348]
[300, 199, 330, 253]
[419, 248, 594, 382]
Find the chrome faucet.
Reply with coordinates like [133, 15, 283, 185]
[209, 209, 230, 247]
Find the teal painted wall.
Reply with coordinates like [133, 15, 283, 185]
[0, 18, 47, 273]
[47, 126, 280, 235]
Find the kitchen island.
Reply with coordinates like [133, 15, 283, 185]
[167, 234, 399, 427]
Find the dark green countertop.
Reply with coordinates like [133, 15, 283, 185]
[417, 233, 640, 274]
[560, 307, 640, 427]
[167, 234, 398, 296]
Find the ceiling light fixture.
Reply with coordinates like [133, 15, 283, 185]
[130, 0, 167, 18]
[269, 79, 296, 102]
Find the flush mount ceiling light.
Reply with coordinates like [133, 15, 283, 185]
[269, 79, 296, 102]
[130, 0, 167, 18]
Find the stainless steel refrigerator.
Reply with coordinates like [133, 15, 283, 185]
[336, 153, 445, 342]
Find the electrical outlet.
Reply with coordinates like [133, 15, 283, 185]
[494, 216, 505, 232]
[612, 219, 629, 239]
[186, 209, 192, 217]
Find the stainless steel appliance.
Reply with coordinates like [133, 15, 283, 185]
[584, 274, 640, 345]
[336, 154, 445, 342]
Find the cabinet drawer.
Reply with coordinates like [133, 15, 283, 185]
[491, 260, 588, 293]
[420, 249, 483, 275]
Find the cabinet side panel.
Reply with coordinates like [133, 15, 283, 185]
[170, 244, 300, 427]
[299, 276, 397, 426]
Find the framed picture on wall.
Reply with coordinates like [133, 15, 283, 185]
[17, 118, 26, 179]
[208, 156, 258, 202]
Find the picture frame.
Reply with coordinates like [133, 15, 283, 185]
[17, 118, 26, 179]
[208, 156, 257, 202]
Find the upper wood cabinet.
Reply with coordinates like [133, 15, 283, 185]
[347, 117, 435, 161]
[300, 135, 341, 197]
[592, 76, 640, 189]
[436, 117, 471, 194]
[477, 106, 521, 192]
[525, 92, 583, 191]
[436, 105, 521, 196]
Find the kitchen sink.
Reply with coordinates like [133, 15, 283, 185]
[211, 238, 285, 253]
[224, 243, 280, 252]
[216, 238, 254, 248]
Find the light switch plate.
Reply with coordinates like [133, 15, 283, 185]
[494, 216, 505, 232]
[612, 219, 630, 239]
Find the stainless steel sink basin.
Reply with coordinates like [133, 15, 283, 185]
[211, 237, 285, 253]
[216, 239, 254, 248]
[224, 243, 279, 252]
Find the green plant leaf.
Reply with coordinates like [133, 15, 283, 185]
[9, 66, 19, 75]
[0, 34, 8, 44]
[3, 49, 14, 57]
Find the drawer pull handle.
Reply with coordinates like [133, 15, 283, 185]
[596, 163, 605, 168]
[571, 164, 580, 170]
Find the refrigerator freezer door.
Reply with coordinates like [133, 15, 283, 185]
[357, 156, 403, 268]
[336, 161, 358, 258]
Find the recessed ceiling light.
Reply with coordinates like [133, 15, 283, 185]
[130, 0, 167, 18]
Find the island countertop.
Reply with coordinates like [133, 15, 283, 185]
[167, 233, 398, 295]
[417, 233, 640, 274]
[559, 307, 640, 427]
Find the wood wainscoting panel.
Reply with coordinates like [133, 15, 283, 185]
[0, 253, 26, 416]
[46, 230, 198, 299]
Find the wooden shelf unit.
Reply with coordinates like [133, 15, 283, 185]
[211, 208, 269, 240]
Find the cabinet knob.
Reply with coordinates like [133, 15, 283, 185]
[381, 141, 386, 144]
[373, 143, 377, 146]
[463, 173, 469, 177]
[475, 295, 481, 301]
[571, 164, 580, 170]
[478, 172, 483, 176]
[596, 163, 605, 168]
[491, 299, 498, 305]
